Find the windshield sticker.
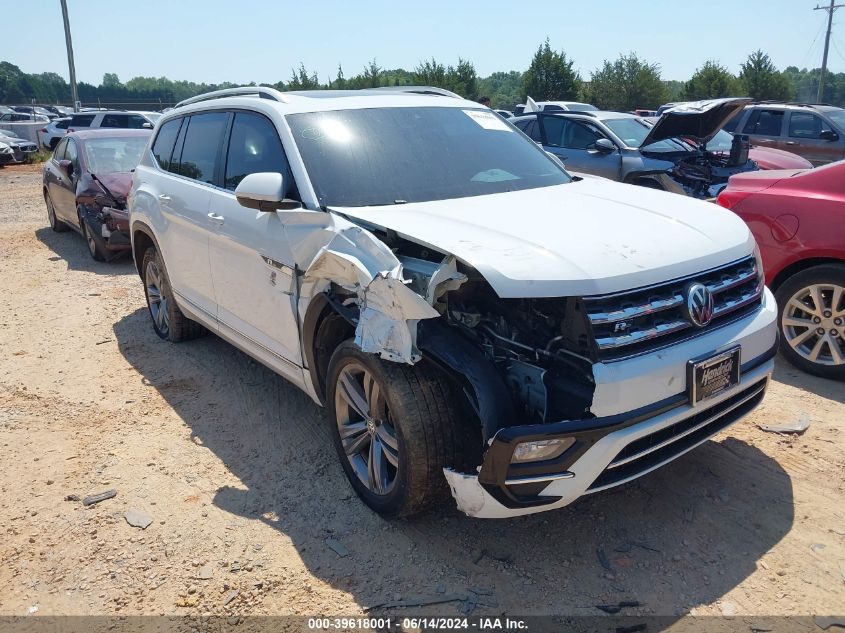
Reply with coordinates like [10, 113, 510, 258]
[463, 109, 512, 132]
[471, 169, 519, 182]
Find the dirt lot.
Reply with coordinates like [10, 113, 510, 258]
[1, 164, 843, 624]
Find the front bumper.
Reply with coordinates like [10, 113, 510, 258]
[82, 206, 131, 252]
[444, 288, 778, 519]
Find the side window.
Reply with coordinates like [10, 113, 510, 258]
[561, 120, 603, 149]
[513, 119, 529, 132]
[70, 114, 95, 128]
[742, 109, 784, 136]
[53, 138, 68, 160]
[101, 114, 128, 128]
[174, 112, 229, 184]
[57, 119, 70, 130]
[223, 112, 290, 191]
[788, 112, 831, 139]
[524, 120, 542, 143]
[128, 115, 149, 129]
[151, 118, 182, 171]
[65, 139, 79, 172]
[540, 117, 566, 146]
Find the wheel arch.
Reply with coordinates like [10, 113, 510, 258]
[769, 257, 845, 292]
[131, 221, 160, 279]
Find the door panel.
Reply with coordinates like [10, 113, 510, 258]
[208, 111, 302, 366]
[53, 138, 79, 224]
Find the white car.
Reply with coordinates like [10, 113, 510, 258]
[0, 129, 38, 162]
[39, 117, 71, 150]
[514, 100, 598, 116]
[128, 87, 777, 519]
[67, 110, 155, 133]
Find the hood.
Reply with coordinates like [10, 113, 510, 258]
[93, 172, 132, 201]
[334, 179, 755, 298]
[748, 145, 813, 170]
[641, 98, 752, 147]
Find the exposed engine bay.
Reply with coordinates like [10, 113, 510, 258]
[667, 133, 757, 199]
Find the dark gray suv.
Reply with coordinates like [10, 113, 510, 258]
[723, 103, 845, 166]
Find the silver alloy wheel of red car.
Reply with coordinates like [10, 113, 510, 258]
[782, 283, 845, 366]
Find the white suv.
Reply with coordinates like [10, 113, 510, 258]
[68, 110, 155, 133]
[129, 87, 778, 519]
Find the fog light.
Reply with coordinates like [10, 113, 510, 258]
[512, 437, 576, 463]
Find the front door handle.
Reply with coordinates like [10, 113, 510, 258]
[785, 141, 798, 146]
[158, 194, 171, 202]
[208, 212, 225, 224]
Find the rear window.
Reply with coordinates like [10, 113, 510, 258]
[70, 114, 95, 128]
[742, 109, 784, 136]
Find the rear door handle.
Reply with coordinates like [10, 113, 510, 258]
[158, 194, 171, 202]
[208, 212, 225, 224]
[785, 141, 798, 145]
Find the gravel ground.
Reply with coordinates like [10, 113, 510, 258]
[0, 164, 843, 626]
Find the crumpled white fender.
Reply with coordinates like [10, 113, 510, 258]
[302, 220, 444, 364]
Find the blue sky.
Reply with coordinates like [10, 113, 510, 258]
[8, 0, 845, 84]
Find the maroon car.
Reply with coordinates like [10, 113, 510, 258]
[43, 129, 151, 261]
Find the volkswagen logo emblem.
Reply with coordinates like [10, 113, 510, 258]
[684, 283, 714, 327]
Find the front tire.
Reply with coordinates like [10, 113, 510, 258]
[327, 341, 459, 518]
[141, 246, 206, 342]
[775, 264, 845, 380]
[81, 213, 107, 262]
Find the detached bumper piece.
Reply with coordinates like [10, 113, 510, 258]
[475, 349, 774, 511]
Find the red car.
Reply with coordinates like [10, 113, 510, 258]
[717, 161, 845, 379]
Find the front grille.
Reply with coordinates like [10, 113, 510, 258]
[588, 378, 766, 491]
[584, 256, 763, 361]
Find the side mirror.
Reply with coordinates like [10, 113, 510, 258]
[235, 172, 300, 211]
[59, 159, 74, 178]
[594, 138, 616, 153]
[819, 130, 839, 142]
[141, 122, 153, 129]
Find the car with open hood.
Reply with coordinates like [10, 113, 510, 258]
[129, 87, 777, 519]
[43, 129, 151, 261]
[512, 98, 761, 198]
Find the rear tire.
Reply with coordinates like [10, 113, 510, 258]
[775, 264, 845, 380]
[45, 191, 68, 232]
[327, 340, 459, 518]
[141, 246, 206, 342]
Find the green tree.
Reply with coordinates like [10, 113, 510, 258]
[288, 63, 321, 90]
[413, 58, 447, 86]
[102, 73, 122, 89]
[361, 59, 383, 88]
[739, 50, 792, 101]
[587, 52, 668, 111]
[681, 61, 741, 100]
[522, 39, 580, 101]
[445, 58, 478, 100]
[330, 64, 346, 89]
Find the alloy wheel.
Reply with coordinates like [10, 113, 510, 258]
[46, 196, 57, 228]
[84, 222, 97, 257]
[782, 283, 845, 366]
[145, 259, 170, 336]
[334, 363, 400, 495]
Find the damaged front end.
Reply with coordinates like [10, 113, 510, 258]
[299, 215, 603, 515]
[658, 133, 757, 199]
[78, 173, 132, 253]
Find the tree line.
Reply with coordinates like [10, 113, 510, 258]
[2, 41, 844, 112]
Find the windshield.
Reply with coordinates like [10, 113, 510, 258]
[287, 106, 570, 207]
[603, 117, 688, 151]
[83, 136, 148, 173]
[825, 109, 845, 130]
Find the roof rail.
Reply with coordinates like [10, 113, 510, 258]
[175, 87, 287, 109]
[752, 100, 833, 107]
[370, 86, 463, 99]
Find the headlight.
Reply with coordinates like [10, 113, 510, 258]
[512, 437, 576, 463]
[753, 242, 765, 284]
[0, 146, 12, 154]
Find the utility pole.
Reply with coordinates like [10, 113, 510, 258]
[815, 0, 844, 103]
[59, 0, 79, 111]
